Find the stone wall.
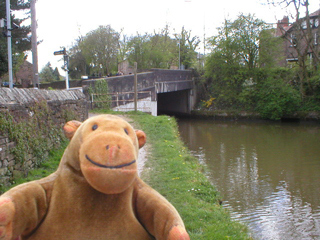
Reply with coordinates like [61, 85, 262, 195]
[0, 88, 88, 187]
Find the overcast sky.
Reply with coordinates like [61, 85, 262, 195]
[18, 0, 320, 73]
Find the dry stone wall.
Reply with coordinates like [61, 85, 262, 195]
[0, 88, 88, 187]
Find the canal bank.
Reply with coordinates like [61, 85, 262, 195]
[190, 110, 320, 122]
[128, 112, 251, 239]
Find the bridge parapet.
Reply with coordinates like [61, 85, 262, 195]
[151, 69, 192, 82]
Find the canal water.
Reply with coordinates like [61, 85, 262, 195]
[177, 118, 320, 240]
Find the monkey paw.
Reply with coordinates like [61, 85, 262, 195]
[0, 198, 15, 240]
[168, 225, 190, 240]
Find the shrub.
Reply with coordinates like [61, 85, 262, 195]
[88, 79, 111, 110]
[254, 77, 301, 120]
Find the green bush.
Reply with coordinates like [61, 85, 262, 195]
[254, 77, 301, 120]
[88, 80, 111, 110]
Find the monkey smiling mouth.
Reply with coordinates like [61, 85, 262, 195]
[85, 155, 136, 169]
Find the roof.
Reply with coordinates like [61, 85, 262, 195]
[310, 9, 320, 17]
[276, 9, 319, 36]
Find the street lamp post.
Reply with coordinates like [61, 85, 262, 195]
[6, 0, 13, 89]
[178, 38, 181, 70]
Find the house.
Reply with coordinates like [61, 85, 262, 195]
[275, 9, 319, 67]
[118, 60, 134, 75]
[0, 60, 34, 88]
[15, 60, 34, 87]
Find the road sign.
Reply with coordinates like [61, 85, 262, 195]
[53, 49, 65, 55]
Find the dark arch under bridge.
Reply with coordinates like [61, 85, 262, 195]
[83, 69, 196, 116]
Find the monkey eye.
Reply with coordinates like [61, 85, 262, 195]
[124, 128, 129, 135]
[92, 124, 98, 130]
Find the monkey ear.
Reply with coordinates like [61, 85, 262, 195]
[135, 130, 146, 149]
[63, 120, 82, 140]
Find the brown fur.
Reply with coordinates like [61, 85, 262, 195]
[0, 114, 189, 240]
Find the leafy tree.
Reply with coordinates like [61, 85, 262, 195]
[208, 14, 270, 71]
[127, 26, 198, 71]
[68, 25, 201, 76]
[118, 32, 130, 64]
[174, 27, 200, 69]
[0, 0, 31, 77]
[80, 25, 120, 76]
[204, 14, 275, 110]
[53, 67, 60, 81]
[39, 62, 55, 83]
[207, 19, 242, 67]
[68, 37, 89, 79]
[232, 14, 270, 69]
[127, 26, 178, 70]
[204, 50, 245, 109]
[259, 28, 285, 68]
[147, 28, 178, 69]
[127, 33, 150, 70]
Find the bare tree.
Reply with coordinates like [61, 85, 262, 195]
[268, 0, 320, 97]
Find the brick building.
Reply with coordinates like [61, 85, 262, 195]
[14, 60, 33, 87]
[0, 60, 33, 88]
[275, 9, 319, 67]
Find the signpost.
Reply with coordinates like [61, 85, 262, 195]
[54, 48, 69, 90]
[53, 49, 66, 56]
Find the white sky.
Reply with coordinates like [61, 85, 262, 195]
[16, 0, 320, 72]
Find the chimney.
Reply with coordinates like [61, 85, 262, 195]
[276, 16, 289, 36]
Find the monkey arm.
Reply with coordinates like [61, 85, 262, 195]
[133, 179, 190, 240]
[0, 176, 54, 240]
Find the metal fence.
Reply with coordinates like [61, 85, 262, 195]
[90, 91, 152, 113]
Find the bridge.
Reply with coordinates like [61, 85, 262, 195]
[83, 69, 196, 116]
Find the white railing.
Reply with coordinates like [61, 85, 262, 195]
[91, 91, 152, 113]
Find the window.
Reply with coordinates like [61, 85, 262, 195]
[290, 34, 297, 47]
[315, 18, 319, 28]
[309, 19, 314, 28]
[301, 20, 307, 29]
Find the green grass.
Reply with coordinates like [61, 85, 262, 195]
[128, 112, 252, 239]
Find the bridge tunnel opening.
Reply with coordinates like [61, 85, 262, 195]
[157, 89, 191, 116]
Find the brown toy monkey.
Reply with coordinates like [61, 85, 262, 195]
[0, 114, 190, 240]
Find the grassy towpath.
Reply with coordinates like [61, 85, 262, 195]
[125, 111, 252, 240]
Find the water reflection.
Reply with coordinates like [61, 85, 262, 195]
[178, 119, 320, 240]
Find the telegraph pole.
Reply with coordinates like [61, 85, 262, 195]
[6, 0, 13, 88]
[31, 0, 39, 88]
